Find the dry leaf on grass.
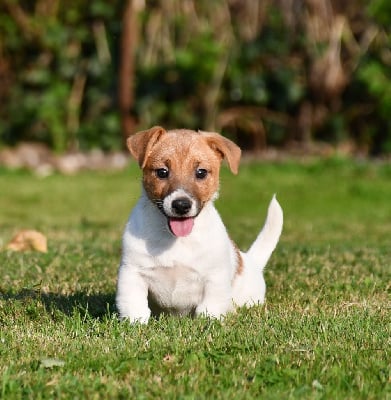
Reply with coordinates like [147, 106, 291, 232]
[6, 230, 47, 253]
[40, 358, 65, 368]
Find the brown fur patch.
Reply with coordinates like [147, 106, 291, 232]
[127, 128, 241, 208]
[231, 239, 244, 277]
[141, 130, 224, 206]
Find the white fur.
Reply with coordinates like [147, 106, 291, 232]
[232, 195, 283, 306]
[116, 188, 283, 323]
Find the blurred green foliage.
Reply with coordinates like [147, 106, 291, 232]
[0, 0, 121, 152]
[355, 0, 391, 153]
[0, 0, 390, 155]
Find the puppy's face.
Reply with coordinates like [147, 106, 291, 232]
[127, 127, 241, 237]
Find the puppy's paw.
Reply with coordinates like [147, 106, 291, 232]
[125, 314, 150, 324]
[118, 306, 151, 324]
[195, 302, 231, 319]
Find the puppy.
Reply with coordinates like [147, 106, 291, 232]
[116, 126, 283, 323]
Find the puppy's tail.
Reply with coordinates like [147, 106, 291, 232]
[246, 195, 283, 270]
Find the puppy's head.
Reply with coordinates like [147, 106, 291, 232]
[127, 126, 241, 237]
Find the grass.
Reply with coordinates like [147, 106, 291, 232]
[0, 158, 390, 399]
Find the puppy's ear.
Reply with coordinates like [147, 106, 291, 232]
[200, 131, 241, 174]
[127, 126, 166, 168]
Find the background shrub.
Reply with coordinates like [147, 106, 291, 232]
[0, 0, 390, 155]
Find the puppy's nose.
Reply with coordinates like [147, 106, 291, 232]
[172, 197, 192, 215]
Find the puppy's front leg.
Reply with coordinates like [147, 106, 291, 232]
[196, 279, 233, 319]
[116, 266, 151, 323]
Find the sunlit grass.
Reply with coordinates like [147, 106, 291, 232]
[0, 159, 390, 399]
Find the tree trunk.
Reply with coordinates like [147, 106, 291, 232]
[119, 0, 138, 145]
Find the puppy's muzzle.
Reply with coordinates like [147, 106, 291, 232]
[171, 197, 192, 216]
[162, 189, 198, 218]
[158, 189, 200, 237]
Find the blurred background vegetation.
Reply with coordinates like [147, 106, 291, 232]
[0, 0, 390, 156]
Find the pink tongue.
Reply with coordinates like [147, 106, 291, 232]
[169, 217, 194, 237]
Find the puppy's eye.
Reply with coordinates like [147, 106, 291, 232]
[155, 168, 169, 179]
[195, 168, 208, 179]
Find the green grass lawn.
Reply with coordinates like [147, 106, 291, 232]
[0, 159, 390, 399]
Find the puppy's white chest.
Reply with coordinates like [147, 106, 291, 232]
[140, 265, 204, 314]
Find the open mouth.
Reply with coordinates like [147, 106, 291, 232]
[168, 217, 195, 237]
[153, 191, 198, 237]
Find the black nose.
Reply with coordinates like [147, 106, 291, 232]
[172, 197, 192, 215]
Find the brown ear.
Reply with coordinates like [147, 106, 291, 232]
[126, 126, 166, 168]
[200, 131, 241, 174]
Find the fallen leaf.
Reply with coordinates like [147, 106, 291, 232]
[40, 358, 65, 368]
[6, 230, 47, 253]
[312, 379, 323, 391]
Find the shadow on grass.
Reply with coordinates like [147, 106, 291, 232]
[1, 288, 116, 320]
[2, 288, 198, 322]
[41, 292, 117, 319]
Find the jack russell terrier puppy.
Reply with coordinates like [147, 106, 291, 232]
[116, 126, 283, 323]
